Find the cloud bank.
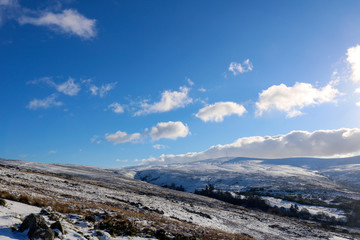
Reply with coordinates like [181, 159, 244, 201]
[196, 101, 247, 122]
[143, 128, 360, 164]
[256, 81, 339, 118]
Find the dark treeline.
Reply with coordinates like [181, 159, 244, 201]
[194, 184, 345, 227]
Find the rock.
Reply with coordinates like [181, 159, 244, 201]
[29, 227, 55, 240]
[50, 220, 64, 234]
[0, 198, 6, 206]
[18, 213, 48, 232]
[19, 213, 54, 240]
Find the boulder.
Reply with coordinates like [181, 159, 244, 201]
[18, 214, 48, 232]
[19, 213, 55, 240]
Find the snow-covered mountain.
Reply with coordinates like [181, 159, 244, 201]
[129, 156, 360, 196]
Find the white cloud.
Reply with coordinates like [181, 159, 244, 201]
[107, 102, 124, 114]
[198, 88, 206, 92]
[347, 45, 360, 83]
[27, 94, 63, 110]
[48, 150, 57, 154]
[150, 121, 189, 140]
[186, 77, 194, 86]
[18, 9, 96, 39]
[135, 86, 192, 115]
[28, 77, 81, 96]
[143, 128, 360, 164]
[256, 82, 339, 118]
[105, 130, 141, 144]
[196, 101, 247, 122]
[228, 59, 253, 75]
[153, 144, 166, 150]
[56, 77, 80, 96]
[90, 82, 116, 97]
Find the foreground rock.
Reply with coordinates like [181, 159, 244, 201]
[19, 213, 55, 240]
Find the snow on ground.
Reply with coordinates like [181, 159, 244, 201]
[0, 159, 360, 240]
[0, 200, 153, 240]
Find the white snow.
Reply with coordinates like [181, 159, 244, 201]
[0, 200, 153, 240]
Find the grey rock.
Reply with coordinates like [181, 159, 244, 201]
[29, 227, 55, 240]
[18, 213, 48, 232]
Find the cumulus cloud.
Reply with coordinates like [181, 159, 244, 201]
[347, 45, 360, 83]
[18, 9, 96, 39]
[228, 59, 253, 75]
[255, 81, 339, 118]
[135, 86, 192, 115]
[196, 101, 247, 122]
[27, 94, 63, 110]
[143, 128, 360, 164]
[105, 130, 141, 144]
[150, 121, 189, 140]
[90, 82, 117, 97]
[107, 102, 124, 114]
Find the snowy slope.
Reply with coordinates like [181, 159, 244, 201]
[129, 156, 360, 194]
[1, 158, 359, 240]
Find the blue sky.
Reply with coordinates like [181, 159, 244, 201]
[2, 0, 360, 167]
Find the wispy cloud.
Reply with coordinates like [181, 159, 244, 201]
[143, 128, 360, 164]
[228, 59, 253, 75]
[105, 130, 141, 144]
[27, 94, 63, 110]
[135, 86, 192, 115]
[18, 9, 96, 39]
[196, 101, 247, 122]
[28, 77, 81, 96]
[150, 121, 189, 140]
[186, 77, 194, 86]
[90, 82, 117, 97]
[255, 81, 339, 118]
[153, 144, 166, 150]
[107, 102, 124, 114]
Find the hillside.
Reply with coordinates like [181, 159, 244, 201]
[0, 158, 359, 239]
